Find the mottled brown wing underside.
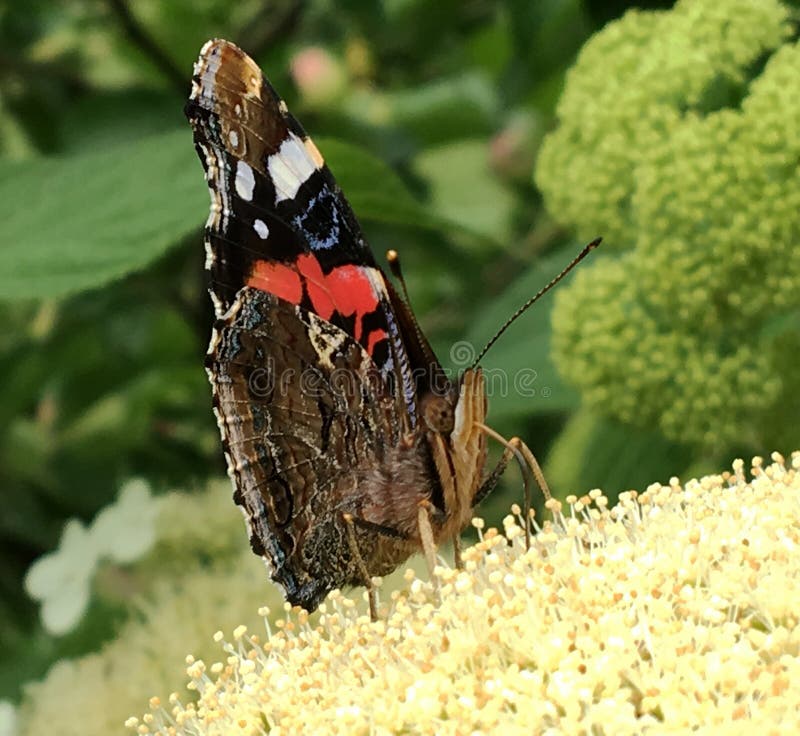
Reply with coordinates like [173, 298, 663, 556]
[207, 287, 407, 609]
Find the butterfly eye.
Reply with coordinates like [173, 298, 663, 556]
[421, 394, 455, 434]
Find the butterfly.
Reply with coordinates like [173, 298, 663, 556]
[185, 39, 597, 617]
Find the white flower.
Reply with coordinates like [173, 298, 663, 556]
[24, 519, 99, 635]
[91, 478, 158, 564]
[0, 700, 16, 736]
[24, 479, 158, 635]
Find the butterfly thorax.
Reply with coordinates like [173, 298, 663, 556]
[346, 367, 487, 577]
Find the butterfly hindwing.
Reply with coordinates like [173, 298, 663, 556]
[209, 288, 411, 609]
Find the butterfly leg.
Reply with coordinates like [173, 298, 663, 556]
[346, 516, 409, 540]
[453, 532, 463, 570]
[472, 427, 552, 552]
[472, 440, 516, 506]
[342, 512, 379, 621]
[449, 428, 521, 569]
[450, 451, 515, 570]
[417, 500, 442, 605]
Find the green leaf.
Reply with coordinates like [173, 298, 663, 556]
[545, 409, 698, 500]
[58, 89, 185, 154]
[0, 130, 464, 302]
[316, 137, 466, 236]
[415, 140, 513, 246]
[386, 73, 497, 145]
[507, 0, 589, 79]
[0, 128, 203, 301]
[468, 13, 513, 79]
[459, 244, 585, 420]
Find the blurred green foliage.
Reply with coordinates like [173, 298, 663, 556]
[6, 0, 795, 717]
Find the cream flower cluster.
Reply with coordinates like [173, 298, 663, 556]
[129, 452, 800, 734]
[18, 549, 280, 736]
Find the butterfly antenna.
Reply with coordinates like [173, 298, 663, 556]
[386, 248, 431, 348]
[386, 249, 413, 304]
[470, 237, 602, 369]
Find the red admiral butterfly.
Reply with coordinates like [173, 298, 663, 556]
[186, 40, 598, 617]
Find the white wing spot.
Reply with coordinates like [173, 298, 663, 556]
[228, 130, 239, 148]
[235, 161, 256, 201]
[254, 219, 270, 239]
[209, 290, 223, 317]
[196, 44, 222, 103]
[204, 241, 215, 269]
[207, 326, 222, 356]
[234, 103, 242, 116]
[268, 132, 318, 203]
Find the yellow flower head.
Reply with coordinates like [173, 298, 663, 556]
[130, 452, 800, 734]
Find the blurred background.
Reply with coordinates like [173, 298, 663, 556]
[1, 0, 798, 732]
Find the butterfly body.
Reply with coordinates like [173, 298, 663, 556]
[187, 40, 488, 611]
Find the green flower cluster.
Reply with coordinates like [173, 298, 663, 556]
[536, 0, 800, 448]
